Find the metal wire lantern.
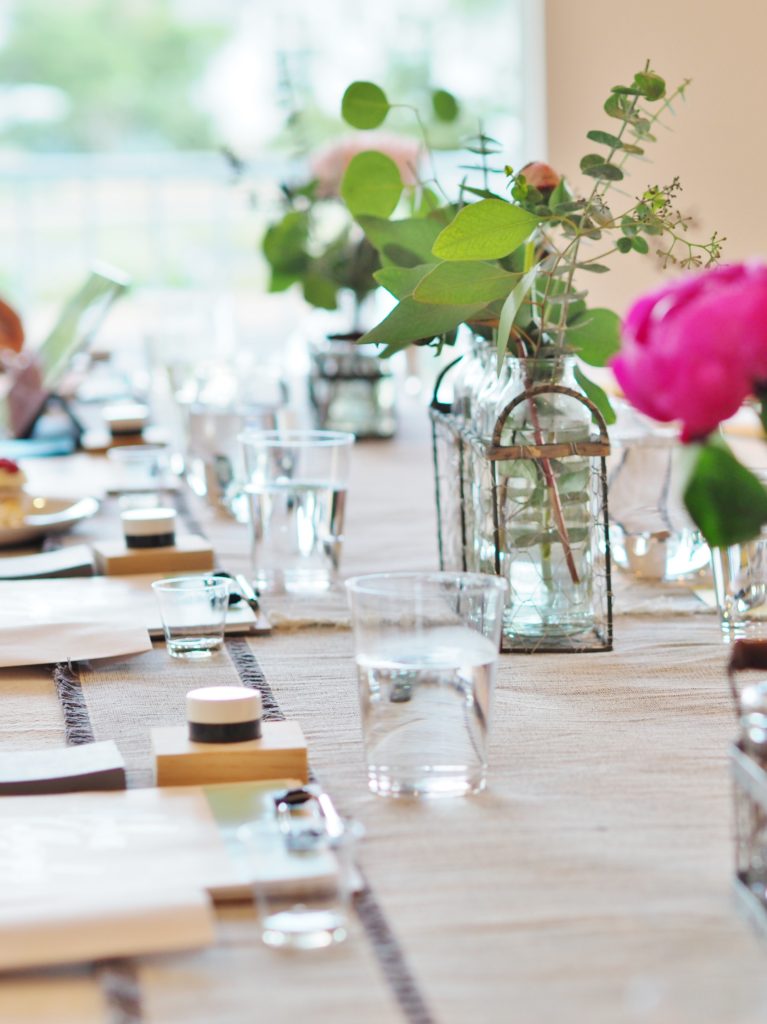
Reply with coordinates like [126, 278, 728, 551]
[430, 364, 613, 653]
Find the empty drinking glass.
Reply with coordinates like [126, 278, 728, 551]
[107, 443, 171, 497]
[185, 402, 285, 519]
[240, 430, 354, 594]
[151, 575, 230, 658]
[238, 807, 360, 951]
[345, 572, 507, 798]
[712, 531, 767, 640]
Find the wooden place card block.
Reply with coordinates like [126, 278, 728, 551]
[92, 535, 214, 575]
[151, 722, 309, 787]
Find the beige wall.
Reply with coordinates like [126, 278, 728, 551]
[544, 0, 766, 315]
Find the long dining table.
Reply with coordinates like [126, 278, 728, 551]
[1, 398, 767, 1024]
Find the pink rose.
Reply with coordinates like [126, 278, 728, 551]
[310, 134, 420, 198]
[611, 262, 767, 441]
[520, 161, 561, 195]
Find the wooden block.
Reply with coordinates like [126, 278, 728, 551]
[92, 535, 214, 575]
[151, 722, 308, 787]
[0, 740, 126, 794]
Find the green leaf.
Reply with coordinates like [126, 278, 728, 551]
[548, 176, 573, 209]
[340, 151, 403, 218]
[631, 236, 649, 254]
[610, 85, 642, 96]
[577, 263, 610, 273]
[341, 81, 390, 129]
[414, 261, 520, 305]
[552, 199, 585, 215]
[302, 274, 338, 310]
[633, 71, 666, 101]
[617, 236, 633, 254]
[496, 268, 537, 368]
[565, 308, 621, 366]
[586, 129, 624, 149]
[461, 184, 505, 202]
[358, 214, 445, 267]
[573, 366, 616, 426]
[432, 199, 540, 261]
[268, 270, 300, 293]
[432, 88, 459, 122]
[416, 187, 442, 216]
[373, 263, 436, 299]
[359, 297, 486, 355]
[621, 216, 638, 238]
[262, 210, 308, 273]
[580, 154, 604, 172]
[604, 92, 637, 121]
[684, 443, 767, 546]
[581, 161, 624, 182]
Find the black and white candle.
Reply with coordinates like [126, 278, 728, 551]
[186, 686, 263, 743]
[121, 507, 177, 549]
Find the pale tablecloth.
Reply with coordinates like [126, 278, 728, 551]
[1, 399, 765, 1024]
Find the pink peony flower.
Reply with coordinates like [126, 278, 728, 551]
[310, 133, 421, 198]
[611, 262, 767, 441]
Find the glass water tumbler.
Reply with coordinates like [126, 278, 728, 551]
[240, 429, 355, 594]
[346, 571, 506, 798]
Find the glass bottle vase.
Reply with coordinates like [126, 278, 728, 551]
[488, 356, 610, 650]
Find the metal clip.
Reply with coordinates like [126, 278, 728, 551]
[273, 786, 344, 852]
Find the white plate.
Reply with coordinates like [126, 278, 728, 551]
[0, 495, 100, 547]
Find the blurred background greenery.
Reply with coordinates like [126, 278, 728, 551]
[0, 0, 537, 325]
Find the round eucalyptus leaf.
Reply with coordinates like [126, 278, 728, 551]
[341, 81, 390, 129]
[633, 71, 666, 101]
[340, 151, 403, 218]
[432, 88, 459, 122]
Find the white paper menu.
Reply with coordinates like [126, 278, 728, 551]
[0, 575, 257, 667]
[0, 888, 215, 971]
[0, 787, 229, 971]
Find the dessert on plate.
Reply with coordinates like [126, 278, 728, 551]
[0, 458, 27, 528]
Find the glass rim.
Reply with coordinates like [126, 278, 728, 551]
[344, 571, 507, 598]
[151, 575, 231, 591]
[238, 429, 356, 448]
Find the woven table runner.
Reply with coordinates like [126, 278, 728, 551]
[70, 638, 433, 1024]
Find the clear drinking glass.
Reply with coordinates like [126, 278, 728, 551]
[185, 402, 285, 519]
[608, 431, 709, 581]
[239, 430, 355, 594]
[712, 532, 767, 639]
[107, 443, 172, 496]
[345, 572, 507, 798]
[151, 575, 230, 658]
[238, 816, 359, 951]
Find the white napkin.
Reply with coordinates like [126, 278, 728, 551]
[0, 621, 152, 668]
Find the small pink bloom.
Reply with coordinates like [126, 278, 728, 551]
[310, 134, 420, 198]
[611, 262, 767, 441]
[520, 161, 560, 194]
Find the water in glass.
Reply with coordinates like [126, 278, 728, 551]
[247, 479, 347, 593]
[356, 626, 496, 798]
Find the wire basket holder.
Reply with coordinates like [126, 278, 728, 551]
[430, 366, 613, 653]
[727, 640, 767, 938]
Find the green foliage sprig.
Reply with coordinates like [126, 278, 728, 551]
[260, 84, 460, 330]
[262, 178, 381, 321]
[338, 65, 723, 421]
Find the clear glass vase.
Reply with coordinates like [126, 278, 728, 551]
[490, 356, 604, 648]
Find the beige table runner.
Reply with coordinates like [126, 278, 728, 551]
[254, 616, 765, 1024]
[0, 398, 756, 1024]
